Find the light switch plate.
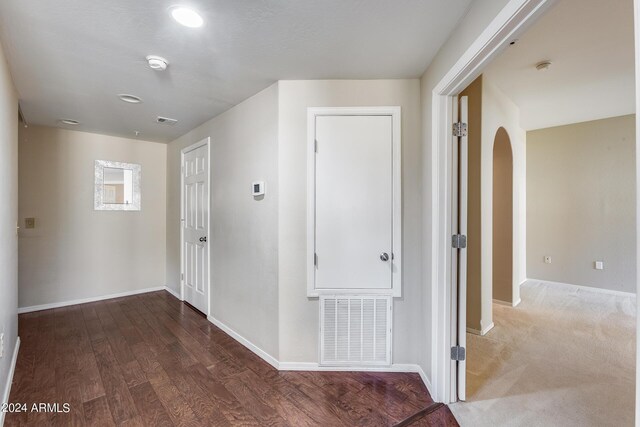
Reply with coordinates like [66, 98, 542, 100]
[594, 261, 604, 270]
[25, 217, 35, 229]
[544, 256, 552, 264]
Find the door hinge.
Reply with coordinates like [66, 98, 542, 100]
[453, 122, 468, 137]
[452, 234, 467, 249]
[314, 253, 318, 266]
[314, 139, 318, 153]
[451, 346, 466, 361]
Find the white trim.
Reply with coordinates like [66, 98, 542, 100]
[306, 107, 402, 298]
[466, 322, 494, 336]
[430, 0, 554, 403]
[525, 278, 636, 298]
[18, 286, 167, 313]
[492, 298, 520, 308]
[164, 285, 181, 300]
[207, 315, 279, 369]
[180, 137, 212, 316]
[0, 337, 20, 426]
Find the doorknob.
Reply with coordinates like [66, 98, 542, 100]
[199, 236, 207, 243]
[380, 252, 389, 261]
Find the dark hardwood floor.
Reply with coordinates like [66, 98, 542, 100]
[5, 291, 458, 426]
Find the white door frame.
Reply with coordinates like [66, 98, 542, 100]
[306, 106, 402, 297]
[429, 0, 555, 403]
[180, 137, 212, 316]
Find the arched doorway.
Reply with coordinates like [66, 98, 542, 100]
[493, 127, 513, 303]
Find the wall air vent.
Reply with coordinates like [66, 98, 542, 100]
[156, 116, 178, 125]
[320, 295, 391, 366]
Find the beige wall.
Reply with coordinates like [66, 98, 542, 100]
[277, 80, 422, 364]
[462, 74, 526, 333]
[0, 40, 18, 411]
[166, 84, 280, 358]
[18, 126, 167, 308]
[460, 76, 483, 333]
[493, 127, 513, 302]
[481, 76, 526, 314]
[527, 115, 636, 293]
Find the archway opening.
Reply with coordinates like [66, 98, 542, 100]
[492, 127, 513, 303]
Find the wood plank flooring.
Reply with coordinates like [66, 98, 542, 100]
[5, 291, 459, 426]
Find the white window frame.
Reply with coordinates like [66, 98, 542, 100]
[306, 107, 402, 298]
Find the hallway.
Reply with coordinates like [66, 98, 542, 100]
[5, 291, 457, 426]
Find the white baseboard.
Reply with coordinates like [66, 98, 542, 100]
[17, 286, 167, 313]
[204, 314, 434, 399]
[525, 278, 636, 297]
[1, 337, 20, 427]
[466, 322, 494, 336]
[163, 285, 181, 300]
[493, 298, 521, 308]
[206, 315, 279, 369]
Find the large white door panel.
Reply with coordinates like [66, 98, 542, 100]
[315, 115, 393, 290]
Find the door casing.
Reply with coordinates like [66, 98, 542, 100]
[180, 137, 211, 316]
[429, 0, 555, 404]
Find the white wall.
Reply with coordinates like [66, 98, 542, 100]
[0, 39, 18, 412]
[277, 80, 422, 364]
[481, 76, 526, 314]
[166, 84, 280, 358]
[527, 115, 636, 293]
[18, 126, 167, 308]
[420, 0, 513, 384]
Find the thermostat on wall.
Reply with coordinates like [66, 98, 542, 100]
[252, 181, 265, 196]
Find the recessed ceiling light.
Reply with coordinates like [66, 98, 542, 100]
[60, 119, 80, 125]
[118, 94, 142, 104]
[146, 55, 169, 71]
[535, 60, 552, 71]
[170, 6, 203, 28]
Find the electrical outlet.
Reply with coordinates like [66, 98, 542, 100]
[594, 261, 604, 270]
[544, 256, 552, 264]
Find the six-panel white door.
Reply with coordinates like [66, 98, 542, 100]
[182, 142, 209, 314]
[314, 115, 393, 290]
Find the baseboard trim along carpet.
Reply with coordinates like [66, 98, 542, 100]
[525, 278, 636, 297]
[206, 313, 433, 398]
[17, 285, 174, 313]
[466, 322, 494, 336]
[0, 337, 21, 427]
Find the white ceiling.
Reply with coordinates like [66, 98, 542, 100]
[0, 0, 472, 143]
[484, 0, 635, 131]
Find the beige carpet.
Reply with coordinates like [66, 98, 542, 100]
[450, 279, 636, 426]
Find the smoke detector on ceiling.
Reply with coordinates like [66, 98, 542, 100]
[146, 55, 169, 71]
[535, 60, 552, 71]
[156, 116, 178, 125]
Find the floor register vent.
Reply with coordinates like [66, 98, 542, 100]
[320, 295, 392, 366]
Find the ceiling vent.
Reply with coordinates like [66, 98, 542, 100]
[156, 116, 178, 125]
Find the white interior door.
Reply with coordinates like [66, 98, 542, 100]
[455, 96, 468, 401]
[182, 141, 209, 314]
[314, 115, 393, 290]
